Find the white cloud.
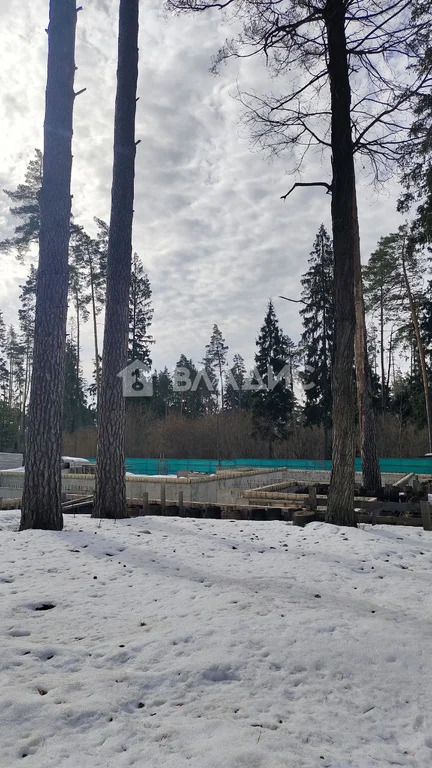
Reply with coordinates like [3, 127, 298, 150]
[0, 0, 405, 381]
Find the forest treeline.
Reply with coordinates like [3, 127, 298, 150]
[1, 157, 432, 459]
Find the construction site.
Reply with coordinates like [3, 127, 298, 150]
[1, 453, 432, 529]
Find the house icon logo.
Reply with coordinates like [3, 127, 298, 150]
[118, 359, 153, 398]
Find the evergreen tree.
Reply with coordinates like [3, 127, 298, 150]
[152, 368, 174, 418]
[71, 221, 107, 402]
[204, 325, 229, 407]
[6, 325, 25, 410]
[0, 401, 20, 452]
[0, 311, 8, 400]
[128, 252, 154, 366]
[18, 265, 37, 450]
[300, 225, 334, 458]
[172, 354, 207, 417]
[224, 353, 250, 411]
[252, 300, 293, 456]
[0, 149, 42, 259]
[363, 235, 405, 410]
[63, 337, 93, 432]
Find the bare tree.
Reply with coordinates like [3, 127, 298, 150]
[93, 0, 139, 519]
[20, 0, 78, 531]
[167, 0, 429, 523]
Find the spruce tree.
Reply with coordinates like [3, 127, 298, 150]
[172, 354, 206, 417]
[63, 337, 93, 432]
[252, 300, 293, 456]
[128, 252, 154, 366]
[300, 225, 334, 458]
[152, 368, 174, 418]
[224, 353, 250, 410]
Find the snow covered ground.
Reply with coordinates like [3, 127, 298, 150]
[0, 513, 432, 768]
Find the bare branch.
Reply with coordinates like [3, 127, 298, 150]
[281, 181, 331, 201]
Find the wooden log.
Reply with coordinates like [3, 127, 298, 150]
[393, 472, 415, 488]
[143, 491, 149, 516]
[420, 500, 432, 531]
[160, 484, 166, 512]
[293, 510, 318, 527]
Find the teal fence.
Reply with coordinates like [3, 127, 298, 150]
[87, 456, 432, 476]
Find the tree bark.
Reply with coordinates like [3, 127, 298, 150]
[20, 0, 77, 531]
[401, 239, 432, 453]
[353, 185, 381, 494]
[325, 0, 357, 526]
[94, 0, 139, 519]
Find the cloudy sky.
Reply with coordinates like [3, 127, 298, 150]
[0, 0, 405, 380]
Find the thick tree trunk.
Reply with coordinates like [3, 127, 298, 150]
[353, 186, 381, 494]
[94, 0, 139, 519]
[20, 0, 76, 531]
[325, 0, 357, 526]
[401, 241, 432, 453]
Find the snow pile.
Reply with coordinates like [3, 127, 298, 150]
[0, 514, 432, 768]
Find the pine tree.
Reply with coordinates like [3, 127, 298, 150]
[18, 265, 37, 453]
[204, 325, 228, 407]
[6, 326, 25, 411]
[252, 300, 293, 456]
[300, 225, 334, 458]
[94, 0, 140, 520]
[0, 149, 43, 260]
[128, 252, 154, 366]
[71, 222, 107, 402]
[68, 234, 90, 381]
[363, 237, 404, 411]
[21, 0, 78, 531]
[0, 312, 8, 401]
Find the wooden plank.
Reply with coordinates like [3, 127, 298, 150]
[309, 486, 317, 511]
[420, 500, 432, 531]
[393, 472, 415, 488]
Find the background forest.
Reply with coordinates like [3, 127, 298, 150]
[1, 152, 431, 459]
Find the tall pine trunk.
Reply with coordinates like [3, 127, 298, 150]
[353, 186, 381, 494]
[89, 261, 101, 406]
[325, 0, 356, 526]
[93, 0, 139, 519]
[20, 0, 77, 531]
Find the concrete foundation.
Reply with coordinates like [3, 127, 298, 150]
[0, 466, 426, 508]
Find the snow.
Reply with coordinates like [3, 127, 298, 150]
[1, 513, 432, 768]
[62, 457, 90, 465]
[0, 466, 25, 473]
